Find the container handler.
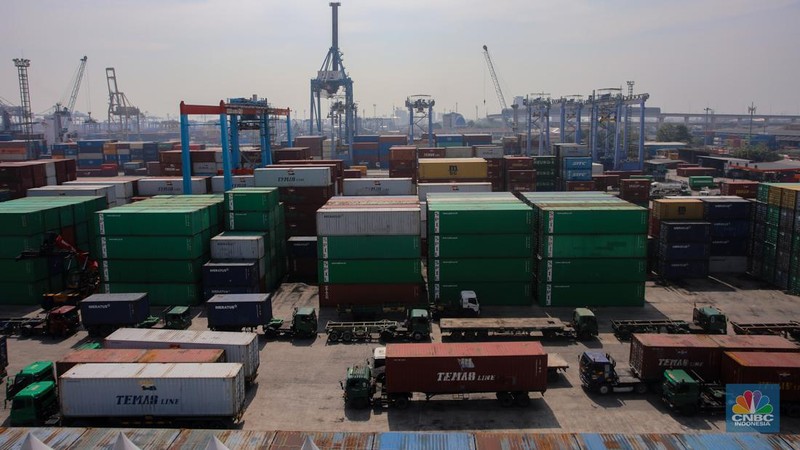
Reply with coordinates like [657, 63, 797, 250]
[326, 309, 431, 343]
[611, 306, 727, 339]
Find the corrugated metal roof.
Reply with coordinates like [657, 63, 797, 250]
[725, 351, 800, 368]
[269, 431, 375, 450]
[167, 430, 276, 450]
[105, 328, 258, 346]
[708, 335, 799, 351]
[375, 432, 474, 450]
[0, 427, 87, 450]
[68, 428, 181, 450]
[61, 362, 242, 379]
[474, 432, 581, 450]
[674, 433, 794, 450]
[578, 433, 690, 450]
[386, 342, 545, 359]
[632, 334, 719, 348]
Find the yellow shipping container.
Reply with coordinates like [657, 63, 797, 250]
[652, 198, 705, 220]
[350, 165, 368, 176]
[767, 185, 783, 206]
[780, 185, 800, 209]
[418, 157, 488, 180]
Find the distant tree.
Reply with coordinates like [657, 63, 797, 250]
[657, 124, 692, 143]
[732, 144, 782, 162]
[467, 120, 475, 127]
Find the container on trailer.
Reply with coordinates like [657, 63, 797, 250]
[56, 349, 225, 378]
[103, 328, 260, 382]
[721, 352, 800, 402]
[629, 334, 720, 382]
[79, 293, 150, 326]
[59, 363, 245, 419]
[206, 294, 272, 329]
[316, 208, 420, 236]
[342, 178, 415, 196]
[254, 167, 332, 187]
[384, 342, 548, 395]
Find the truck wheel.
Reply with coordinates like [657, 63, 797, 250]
[598, 385, 611, 395]
[634, 383, 648, 394]
[342, 331, 353, 343]
[412, 331, 423, 342]
[513, 392, 531, 407]
[380, 330, 393, 342]
[392, 396, 409, 409]
[497, 392, 514, 407]
[327, 331, 340, 342]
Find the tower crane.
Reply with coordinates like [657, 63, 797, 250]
[482, 45, 514, 131]
[54, 56, 88, 142]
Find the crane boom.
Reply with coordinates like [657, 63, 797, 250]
[482, 45, 508, 112]
[66, 56, 88, 115]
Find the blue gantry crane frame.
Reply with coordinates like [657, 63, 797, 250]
[553, 96, 584, 146]
[179, 99, 292, 194]
[587, 90, 649, 170]
[523, 95, 551, 156]
[406, 95, 435, 146]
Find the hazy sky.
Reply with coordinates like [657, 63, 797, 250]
[2, 0, 799, 121]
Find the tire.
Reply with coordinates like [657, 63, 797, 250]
[342, 331, 353, 343]
[327, 331, 340, 342]
[412, 331, 423, 342]
[380, 330, 393, 342]
[392, 395, 409, 409]
[634, 383, 648, 394]
[513, 392, 531, 407]
[498, 392, 514, 407]
[598, 385, 611, 395]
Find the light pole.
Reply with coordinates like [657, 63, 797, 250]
[748, 102, 756, 144]
[704, 107, 713, 146]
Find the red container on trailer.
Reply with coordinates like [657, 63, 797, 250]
[721, 351, 800, 403]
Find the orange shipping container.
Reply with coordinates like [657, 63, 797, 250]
[418, 158, 487, 180]
[652, 198, 705, 220]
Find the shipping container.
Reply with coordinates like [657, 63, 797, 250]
[104, 328, 260, 382]
[428, 203, 532, 235]
[79, 293, 150, 327]
[536, 282, 644, 307]
[721, 352, 800, 403]
[656, 260, 710, 279]
[429, 281, 532, 306]
[536, 258, 647, 283]
[384, 342, 548, 395]
[709, 220, 750, 238]
[652, 199, 705, 220]
[473, 146, 504, 159]
[320, 259, 421, 284]
[317, 208, 420, 236]
[342, 178, 415, 196]
[224, 188, 279, 212]
[658, 222, 711, 243]
[203, 261, 260, 287]
[56, 348, 225, 378]
[206, 294, 272, 330]
[211, 232, 266, 259]
[318, 283, 425, 307]
[429, 258, 532, 282]
[444, 147, 474, 158]
[28, 185, 117, 207]
[137, 178, 209, 196]
[538, 234, 647, 259]
[319, 235, 420, 259]
[537, 206, 648, 235]
[101, 259, 204, 283]
[658, 242, 710, 260]
[59, 363, 245, 420]
[98, 233, 209, 260]
[417, 182, 492, 201]
[254, 167, 332, 187]
[700, 197, 752, 220]
[287, 236, 317, 259]
[430, 234, 532, 258]
[418, 158, 488, 180]
[708, 256, 748, 273]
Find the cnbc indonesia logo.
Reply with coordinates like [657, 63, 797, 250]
[727, 386, 779, 432]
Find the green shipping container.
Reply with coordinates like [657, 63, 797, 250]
[536, 258, 647, 283]
[96, 231, 210, 260]
[0, 235, 43, 259]
[101, 258, 207, 283]
[0, 279, 50, 305]
[226, 211, 275, 231]
[429, 258, 532, 282]
[96, 208, 210, 236]
[537, 234, 647, 258]
[0, 258, 50, 282]
[225, 188, 280, 212]
[429, 281, 532, 306]
[536, 281, 645, 307]
[0, 210, 46, 236]
[319, 259, 422, 284]
[537, 206, 648, 235]
[103, 283, 203, 306]
[319, 235, 420, 260]
[429, 234, 532, 258]
[428, 203, 532, 235]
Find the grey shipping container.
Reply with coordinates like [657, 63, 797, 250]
[343, 178, 415, 196]
[316, 208, 420, 236]
[79, 293, 150, 326]
[59, 363, 245, 421]
[211, 232, 266, 259]
[254, 167, 332, 187]
[104, 328, 260, 382]
[206, 294, 272, 330]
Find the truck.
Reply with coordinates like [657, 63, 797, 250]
[103, 328, 261, 383]
[731, 320, 800, 341]
[0, 306, 80, 338]
[661, 369, 726, 416]
[163, 306, 192, 330]
[342, 342, 548, 409]
[79, 293, 159, 337]
[205, 294, 318, 338]
[326, 308, 431, 343]
[5, 361, 55, 405]
[337, 290, 481, 321]
[611, 306, 727, 339]
[9, 363, 246, 428]
[0, 336, 7, 378]
[439, 308, 597, 341]
[650, 182, 690, 199]
[579, 351, 649, 395]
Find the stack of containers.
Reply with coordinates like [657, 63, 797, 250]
[502, 156, 534, 192]
[293, 136, 325, 158]
[553, 144, 591, 190]
[388, 146, 418, 180]
[434, 134, 464, 148]
[463, 134, 492, 147]
[272, 147, 310, 163]
[619, 179, 651, 205]
[720, 180, 759, 198]
[352, 135, 380, 169]
[473, 146, 504, 191]
[0, 160, 77, 200]
[378, 135, 408, 168]
[66, 178, 137, 206]
[418, 158, 488, 185]
[702, 197, 752, 274]
[0, 140, 40, 161]
[137, 177, 211, 196]
[51, 142, 77, 159]
[532, 156, 557, 192]
[417, 147, 446, 159]
[77, 140, 112, 170]
[427, 192, 533, 306]
[0, 196, 107, 304]
[255, 166, 333, 237]
[521, 192, 647, 307]
[752, 183, 800, 293]
[102, 142, 131, 166]
[27, 185, 117, 208]
[287, 236, 318, 283]
[210, 175, 255, 193]
[95, 195, 224, 305]
[444, 146, 473, 158]
[317, 196, 424, 308]
[651, 199, 709, 279]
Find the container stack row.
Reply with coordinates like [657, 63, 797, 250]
[76, 139, 113, 171]
[317, 196, 424, 308]
[418, 158, 488, 185]
[651, 199, 709, 279]
[95, 195, 224, 305]
[752, 183, 800, 293]
[352, 135, 380, 169]
[255, 166, 333, 237]
[0, 196, 107, 304]
[0, 160, 77, 200]
[522, 192, 648, 307]
[704, 197, 752, 274]
[503, 156, 535, 193]
[388, 146, 417, 180]
[553, 144, 593, 192]
[427, 192, 533, 306]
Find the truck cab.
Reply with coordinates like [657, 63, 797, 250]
[45, 305, 80, 337]
[6, 361, 55, 404]
[662, 369, 724, 416]
[342, 365, 374, 409]
[163, 306, 192, 330]
[692, 306, 727, 334]
[9, 381, 58, 426]
[292, 307, 319, 338]
[572, 308, 598, 340]
[579, 351, 647, 395]
[371, 347, 386, 382]
[430, 290, 480, 319]
[405, 309, 432, 341]
[459, 291, 480, 316]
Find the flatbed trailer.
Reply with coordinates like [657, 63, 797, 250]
[0, 317, 46, 336]
[611, 319, 693, 339]
[440, 317, 578, 340]
[547, 353, 569, 382]
[731, 321, 800, 340]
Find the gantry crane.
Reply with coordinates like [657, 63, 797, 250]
[53, 56, 88, 142]
[13, 58, 33, 140]
[482, 45, 514, 131]
[106, 67, 141, 137]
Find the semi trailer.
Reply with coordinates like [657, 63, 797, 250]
[439, 308, 597, 341]
[337, 290, 481, 321]
[611, 306, 727, 339]
[326, 309, 432, 343]
[206, 294, 318, 338]
[342, 342, 548, 409]
[79, 293, 159, 337]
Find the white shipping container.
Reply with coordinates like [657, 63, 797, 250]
[556, 145, 591, 157]
[192, 162, 218, 174]
[592, 163, 604, 176]
[46, 176, 58, 186]
[473, 146, 504, 159]
[59, 363, 245, 419]
[27, 185, 117, 207]
[254, 167, 332, 187]
[104, 328, 260, 381]
[211, 175, 255, 193]
[316, 208, 421, 236]
[444, 146, 474, 158]
[137, 178, 208, 196]
[417, 182, 492, 201]
[343, 178, 415, 196]
[65, 179, 137, 200]
[210, 233, 266, 259]
[44, 161, 56, 177]
[709, 256, 748, 273]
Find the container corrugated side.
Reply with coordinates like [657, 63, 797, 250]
[430, 234, 532, 258]
[254, 167, 332, 187]
[137, 178, 209, 196]
[537, 234, 647, 258]
[536, 282, 645, 307]
[103, 328, 260, 381]
[418, 158, 488, 179]
[538, 206, 648, 235]
[211, 175, 255, 193]
[430, 258, 532, 282]
[59, 363, 244, 418]
[211, 232, 266, 259]
[428, 203, 532, 235]
[342, 178, 415, 196]
[320, 259, 422, 284]
[536, 258, 647, 283]
[417, 182, 492, 201]
[316, 208, 420, 236]
[319, 235, 420, 259]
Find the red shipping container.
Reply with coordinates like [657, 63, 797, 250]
[278, 186, 334, 204]
[720, 180, 758, 198]
[343, 169, 362, 179]
[384, 342, 548, 396]
[417, 148, 446, 159]
[721, 352, 800, 403]
[159, 150, 182, 164]
[390, 160, 416, 171]
[506, 170, 535, 182]
[56, 348, 224, 378]
[566, 181, 595, 191]
[506, 182, 535, 192]
[503, 156, 534, 170]
[389, 146, 417, 162]
[318, 283, 425, 307]
[377, 135, 409, 145]
[190, 150, 217, 163]
[273, 148, 310, 162]
[146, 162, 162, 176]
[277, 159, 344, 178]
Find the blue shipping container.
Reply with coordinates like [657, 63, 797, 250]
[657, 260, 709, 279]
[353, 135, 380, 143]
[206, 294, 272, 328]
[561, 169, 592, 181]
[562, 157, 593, 170]
[658, 242, 710, 260]
[78, 159, 104, 168]
[203, 286, 260, 300]
[659, 221, 712, 243]
[79, 293, 150, 326]
[710, 220, 751, 238]
[710, 239, 749, 256]
[702, 198, 752, 220]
